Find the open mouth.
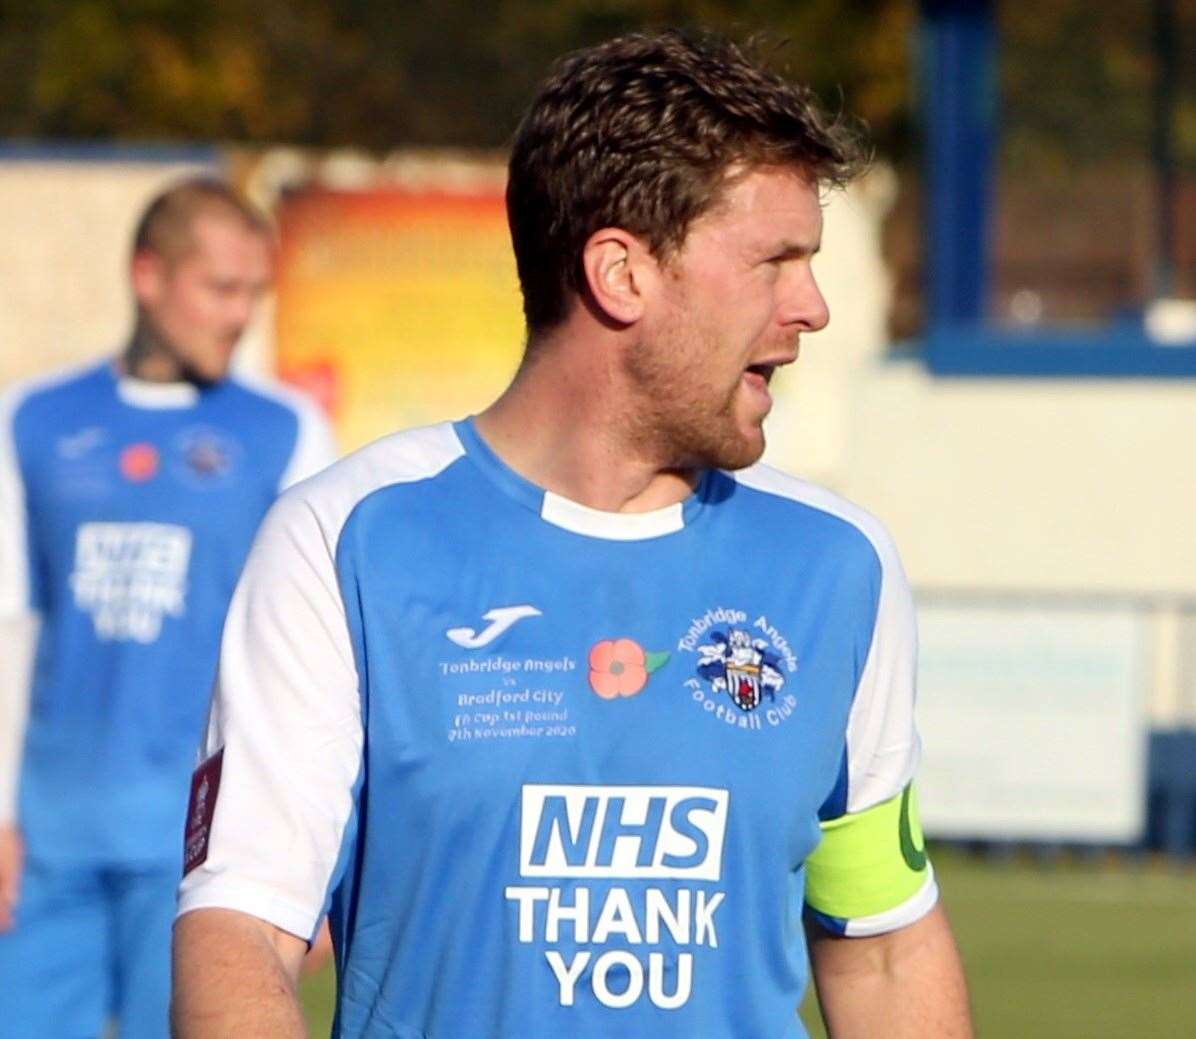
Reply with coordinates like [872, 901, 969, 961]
[744, 363, 775, 385]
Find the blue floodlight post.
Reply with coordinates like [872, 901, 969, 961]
[915, 0, 1196, 375]
[920, 0, 996, 329]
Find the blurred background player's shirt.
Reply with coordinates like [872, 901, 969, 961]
[0, 359, 333, 865]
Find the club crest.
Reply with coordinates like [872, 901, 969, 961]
[678, 607, 798, 732]
[172, 426, 242, 488]
[697, 628, 785, 712]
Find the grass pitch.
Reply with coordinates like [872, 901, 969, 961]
[300, 847, 1196, 1037]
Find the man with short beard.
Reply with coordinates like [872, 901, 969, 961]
[173, 31, 972, 1038]
[0, 178, 335, 1038]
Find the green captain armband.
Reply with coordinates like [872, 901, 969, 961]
[804, 783, 937, 937]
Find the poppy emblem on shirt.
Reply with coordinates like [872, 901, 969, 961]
[587, 638, 669, 699]
[119, 442, 159, 482]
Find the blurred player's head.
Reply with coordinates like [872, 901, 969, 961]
[506, 30, 867, 469]
[128, 177, 272, 384]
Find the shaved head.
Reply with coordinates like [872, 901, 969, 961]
[132, 177, 270, 265]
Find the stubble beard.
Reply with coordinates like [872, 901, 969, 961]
[623, 329, 767, 473]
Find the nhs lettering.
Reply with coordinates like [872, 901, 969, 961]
[506, 785, 730, 1010]
[520, 785, 728, 880]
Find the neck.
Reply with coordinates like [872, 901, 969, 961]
[474, 328, 698, 513]
[121, 318, 185, 383]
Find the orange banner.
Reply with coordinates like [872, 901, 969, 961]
[275, 187, 524, 451]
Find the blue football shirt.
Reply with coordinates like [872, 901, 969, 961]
[0, 360, 335, 866]
[179, 418, 936, 1037]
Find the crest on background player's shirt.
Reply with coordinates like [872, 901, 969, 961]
[172, 426, 242, 487]
[696, 628, 785, 712]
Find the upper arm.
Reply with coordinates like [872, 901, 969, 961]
[172, 907, 312, 1038]
[177, 486, 363, 943]
[805, 900, 950, 976]
[804, 529, 937, 938]
[804, 782, 937, 937]
[175, 905, 310, 982]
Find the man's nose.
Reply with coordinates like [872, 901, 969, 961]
[780, 268, 830, 332]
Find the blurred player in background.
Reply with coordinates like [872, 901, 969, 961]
[173, 31, 971, 1038]
[0, 178, 336, 1038]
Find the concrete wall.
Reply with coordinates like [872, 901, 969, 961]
[843, 368, 1196, 597]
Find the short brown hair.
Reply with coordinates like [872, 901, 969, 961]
[507, 29, 868, 337]
[132, 176, 270, 263]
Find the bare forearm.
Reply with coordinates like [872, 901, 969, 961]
[172, 908, 310, 1038]
[808, 903, 972, 1039]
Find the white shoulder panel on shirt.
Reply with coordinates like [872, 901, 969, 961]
[733, 463, 921, 816]
[275, 419, 465, 551]
[731, 462, 903, 573]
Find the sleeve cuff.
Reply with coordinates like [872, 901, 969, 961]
[805, 865, 939, 937]
[176, 874, 322, 944]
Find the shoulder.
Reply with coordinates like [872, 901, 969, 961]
[268, 421, 465, 542]
[221, 375, 339, 487]
[1, 361, 110, 430]
[219, 373, 325, 426]
[728, 462, 902, 574]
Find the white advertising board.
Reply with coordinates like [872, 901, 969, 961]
[916, 602, 1148, 843]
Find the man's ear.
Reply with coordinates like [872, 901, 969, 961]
[129, 249, 165, 309]
[579, 228, 657, 326]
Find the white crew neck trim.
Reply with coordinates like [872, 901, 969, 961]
[117, 376, 200, 409]
[540, 490, 685, 540]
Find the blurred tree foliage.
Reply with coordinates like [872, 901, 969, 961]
[998, 0, 1196, 176]
[0, 1, 1190, 169]
[0, 0, 913, 153]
